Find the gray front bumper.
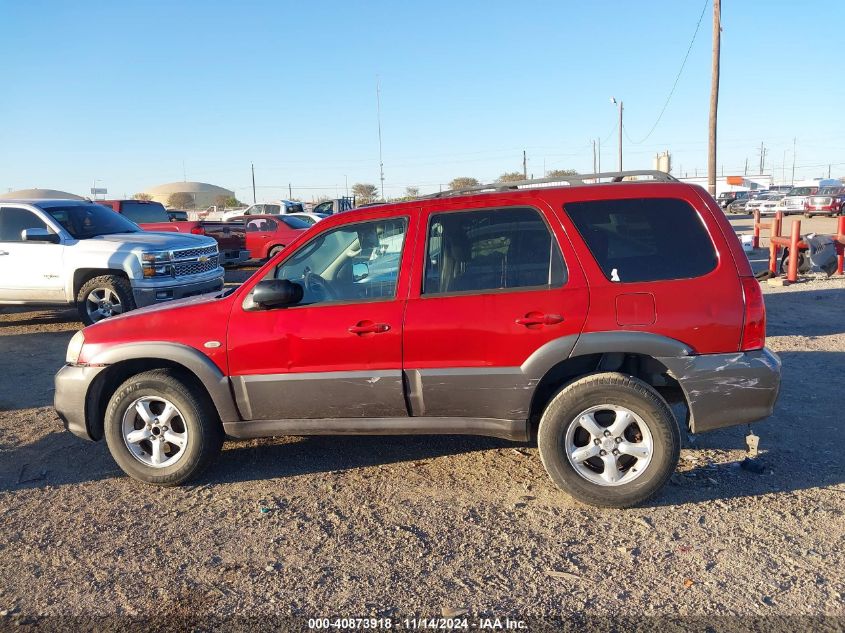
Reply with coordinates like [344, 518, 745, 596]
[132, 274, 224, 308]
[659, 348, 781, 433]
[55, 364, 106, 441]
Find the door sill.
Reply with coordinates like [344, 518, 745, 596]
[223, 417, 528, 442]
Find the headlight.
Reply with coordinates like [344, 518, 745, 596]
[140, 251, 174, 278]
[66, 330, 85, 365]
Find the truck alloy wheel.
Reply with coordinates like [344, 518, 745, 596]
[76, 275, 135, 325]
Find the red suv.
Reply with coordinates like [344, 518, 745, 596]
[55, 172, 781, 507]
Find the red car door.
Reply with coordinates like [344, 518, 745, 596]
[402, 197, 589, 421]
[227, 209, 415, 420]
[243, 217, 275, 258]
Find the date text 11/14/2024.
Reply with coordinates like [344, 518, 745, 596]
[307, 617, 528, 630]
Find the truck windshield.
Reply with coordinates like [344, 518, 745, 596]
[45, 204, 140, 239]
[121, 201, 169, 223]
[786, 187, 816, 196]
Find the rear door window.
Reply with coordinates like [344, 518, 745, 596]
[565, 198, 717, 283]
[423, 207, 566, 295]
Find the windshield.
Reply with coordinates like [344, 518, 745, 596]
[45, 204, 140, 238]
[818, 187, 843, 195]
[787, 187, 817, 196]
[280, 216, 311, 229]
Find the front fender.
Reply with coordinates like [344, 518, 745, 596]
[88, 342, 240, 423]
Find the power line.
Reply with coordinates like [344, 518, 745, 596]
[624, 0, 709, 145]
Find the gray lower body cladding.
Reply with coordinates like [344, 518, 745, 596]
[659, 348, 781, 433]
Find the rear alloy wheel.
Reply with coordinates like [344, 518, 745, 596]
[268, 245, 285, 259]
[77, 275, 135, 325]
[538, 372, 680, 508]
[104, 369, 223, 485]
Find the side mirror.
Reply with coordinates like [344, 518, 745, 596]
[22, 228, 59, 243]
[352, 262, 369, 282]
[253, 279, 303, 309]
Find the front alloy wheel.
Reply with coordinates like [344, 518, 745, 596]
[122, 396, 189, 468]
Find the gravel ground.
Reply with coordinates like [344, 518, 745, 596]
[0, 215, 843, 631]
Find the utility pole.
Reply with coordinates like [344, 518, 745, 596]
[791, 137, 796, 185]
[609, 97, 623, 171]
[592, 140, 597, 174]
[707, 0, 721, 196]
[523, 150, 527, 179]
[376, 77, 385, 200]
[597, 138, 601, 173]
[744, 158, 748, 175]
[759, 142, 764, 173]
[251, 162, 256, 203]
[288, 183, 292, 199]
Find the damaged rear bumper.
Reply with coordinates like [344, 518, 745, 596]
[659, 348, 781, 433]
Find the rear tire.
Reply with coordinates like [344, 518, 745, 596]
[103, 369, 223, 486]
[268, 245, 285, 259]
[76, 275, 135, 325]
[537, 372, 680, 508]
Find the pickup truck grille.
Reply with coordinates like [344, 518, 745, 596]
[171, 245, 219, 277]
[174, 259, 219, 276]
[173, 245, 218, 261]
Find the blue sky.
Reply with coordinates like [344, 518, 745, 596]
[1, 0, 843, 201]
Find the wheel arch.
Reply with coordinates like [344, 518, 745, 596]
[525, 332, 693, 438]
[72, 268, 130, 298]
[84, 343, 240, 440]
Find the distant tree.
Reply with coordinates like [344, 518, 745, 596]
[497, 172, 525, 183]
[449, 177, 479, 190]
[352, 183, 379, 204]
[167, 192, 195, 209]
[213, 194, 241, 209]
[132, 192, 153, 201]
[404, 186, 419, 198]
[545, 169, 578, 179]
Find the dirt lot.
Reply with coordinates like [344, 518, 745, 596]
[0, 215, 843, 630]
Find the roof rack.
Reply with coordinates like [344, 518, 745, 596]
[421, 169, 677, 199]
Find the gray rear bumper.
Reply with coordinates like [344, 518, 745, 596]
[54, 364, 106, 441]
[221, 249, 251, 266]
[660, 348, 781, 433]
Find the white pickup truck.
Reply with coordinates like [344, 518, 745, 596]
[0, 199, 225, 325]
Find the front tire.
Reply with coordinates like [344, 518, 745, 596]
[537, 372, 680, 508]
[76, 274, 135, 325]
[104, 369, 223, 486]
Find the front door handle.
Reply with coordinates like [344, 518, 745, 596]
[516, 312, 564, 327]
[348, 320, 391, 335]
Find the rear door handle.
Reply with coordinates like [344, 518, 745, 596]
[348, 321, 391, 335]
[516, 312, 563, 327]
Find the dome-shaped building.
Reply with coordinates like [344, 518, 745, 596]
[140, 181, 234, 209]
[0, 188, 85, 200]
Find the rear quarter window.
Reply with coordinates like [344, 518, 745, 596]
[565, 198, 717, 283]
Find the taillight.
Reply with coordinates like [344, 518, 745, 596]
[740, 276, 766, 351]
[190, 226, 205, 235]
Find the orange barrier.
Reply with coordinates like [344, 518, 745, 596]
[753, 210, 782, 249]
[767, 215, 845, 282]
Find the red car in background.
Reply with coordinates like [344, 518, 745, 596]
[233, 214, 311, 259]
